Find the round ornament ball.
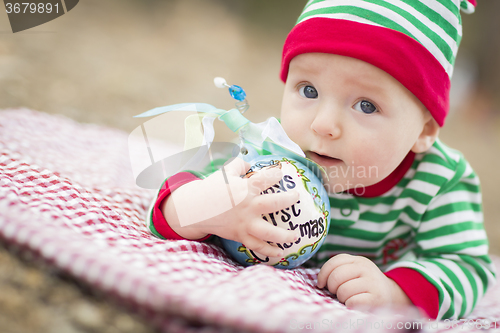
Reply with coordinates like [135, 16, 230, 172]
[220, 155, 330, 269]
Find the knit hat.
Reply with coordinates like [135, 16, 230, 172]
[280, 0, 477, 127]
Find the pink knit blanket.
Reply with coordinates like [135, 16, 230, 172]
[1, 109, 498, 333]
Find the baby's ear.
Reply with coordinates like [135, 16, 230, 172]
[411, 115, 440, 153]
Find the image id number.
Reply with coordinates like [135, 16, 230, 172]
[443, 318, 497, 330]
[5, 2, 60, 14]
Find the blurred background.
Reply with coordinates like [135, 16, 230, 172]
[1, 0, 499, 332]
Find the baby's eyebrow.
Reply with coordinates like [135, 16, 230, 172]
[334, 75, 382, 94]
[289, 60, 323, 77]
[353, 80, 389, 95]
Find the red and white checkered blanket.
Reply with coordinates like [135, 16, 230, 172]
[1, 109, 499, 333]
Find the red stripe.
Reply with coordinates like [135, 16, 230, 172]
[280, 18, 450, 126]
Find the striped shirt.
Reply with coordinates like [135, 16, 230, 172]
[148, 138, 495, 319]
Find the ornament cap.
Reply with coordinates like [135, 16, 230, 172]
[214, 77, 229, 89]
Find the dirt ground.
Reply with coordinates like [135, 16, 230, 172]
[1, 1, 499, 332]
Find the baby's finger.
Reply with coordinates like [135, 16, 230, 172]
[246, 167, 283, 194]
[325, 263, 360, 295]
[222, 157, 251, 177]
[335, 277, 367, 304]
[252, 191, 300, 214]
[317, 254, 356, 288]
[247, 219, 300, 244]
[242, 234, 284, 258]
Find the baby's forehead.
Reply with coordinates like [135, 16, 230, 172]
[290, 53, 375, 72]
[288, 53, 394, 86]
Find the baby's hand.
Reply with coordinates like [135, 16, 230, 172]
[317, 254, 411, 311]
[162, 157, 300, 257]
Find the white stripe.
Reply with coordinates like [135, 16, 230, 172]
[406, 179, 441, 196]
[300, 0, 454, 75]
[419, 0, 462, 36]
[325, 224, 410, 248]
[418, 229, 487, 250]
[325, 233, 380, 248]
[402, 166, 417, 180]
[438, 141, 462, 162]
[427, 145, 447, 161]
[393, 196, 429, 214]
[428, 190, 482, 210]
[398, 211, 420, 229]
[454, 244, 490, 257]
[417, 161, 455, 179]
[461, 176, 480, 187]
[385, 224, 413, 242]
[359, 196, 427, 216]
[351, 218, 401, 233]
[358, 202, 375, 214]
[300, 13, 383, 28]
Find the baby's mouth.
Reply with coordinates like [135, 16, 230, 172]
[308, 151, 343, 167]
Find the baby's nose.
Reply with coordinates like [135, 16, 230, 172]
[310, 112, 342, 139]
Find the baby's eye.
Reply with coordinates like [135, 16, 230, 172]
[353, 100, 378, 114]
[299, 85, 318, 99]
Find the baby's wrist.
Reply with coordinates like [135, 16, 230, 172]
[388, 278, 412, 306]
[161, 180, 210, 240]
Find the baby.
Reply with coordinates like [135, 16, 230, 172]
[148, 0, 495, 320]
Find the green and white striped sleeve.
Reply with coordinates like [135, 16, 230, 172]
[387, 145, 496, 319]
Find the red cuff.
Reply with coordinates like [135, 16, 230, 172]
[152, 172, 211, 241]
[385, 267, 439, 319]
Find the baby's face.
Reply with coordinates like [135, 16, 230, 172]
[280, 53, 430, 193]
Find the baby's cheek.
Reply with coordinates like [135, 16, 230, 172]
[281, 119, 303, 147]
[279, 115, 292, 135]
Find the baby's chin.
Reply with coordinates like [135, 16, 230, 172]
[323, 178, 379, 195]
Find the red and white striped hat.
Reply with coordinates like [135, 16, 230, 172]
[280, 0, 477, 126]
